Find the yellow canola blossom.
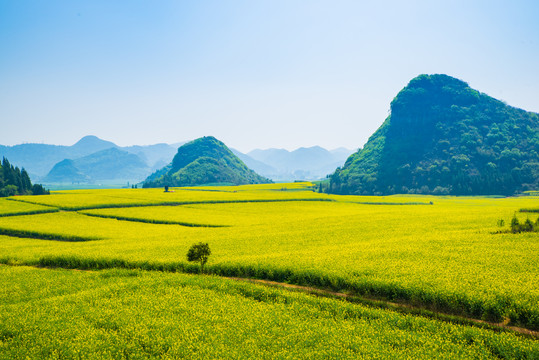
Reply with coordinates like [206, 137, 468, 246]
[0, 185, 538, 329]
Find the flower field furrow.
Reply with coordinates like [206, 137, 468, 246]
[79, 211, 229, 227]
[0, 198, 58, 216]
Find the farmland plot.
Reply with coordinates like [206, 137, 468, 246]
[0, 183, 538, 358]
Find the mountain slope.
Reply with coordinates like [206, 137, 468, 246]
[230, 149, 277, 176]
[44, 148, 150, 183]
[0, 135, 119, 179]
[143, 136, 270, 187]
[0, 136, 182, 181]
[329, 74, 539, 195]
[70, 135, 118, 155]
[122, 143, 179, 171]
[247, 146, 353, 181]
[43, 159, 90, 183]
[0, 140, 113, 180]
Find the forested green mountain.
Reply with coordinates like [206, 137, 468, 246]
[0, 158, 48, 196]
[143, 136, 271, 187]
[329, 74, 539, 196]
[44, 148, 150, 183]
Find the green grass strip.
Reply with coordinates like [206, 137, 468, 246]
[68, 197, 337, 210]
[345, 201, 434, 205]
[0, 209, 60, 217]
[8, 198, 334, 211]
[5, 198, 59, 208]
[19, 254, 538, 332]
[79, 212, 228, 227]
[0, 228, 101, 242]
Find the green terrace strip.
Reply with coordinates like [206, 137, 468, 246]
[79, 212, 229, 227]
[0, 209, 59, 217]
[0, 228, 101, 242]
[27, 255, 539, 331]
[1, 266, 537, 359]
[344, 201, 434, 206]
[5, 197, 60, 208]
[8, 197, 435, 212]
[520, 208, 539, 213]
[7, 197, 335, 211]
[233, 278, 539, 338]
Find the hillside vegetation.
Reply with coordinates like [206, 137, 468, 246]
[144, 136, 270, 187]
[330, 74, 539, 195]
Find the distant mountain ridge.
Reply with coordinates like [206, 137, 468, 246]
[44, 148, 151, 183]
[0, 135, 117, 179]
[144, 136, 271, 187]
[0, 136, 179, 182]
[329, 74, 539, 195]
[70, 135, 117, 155]
[1, 135, 352, 185]
[242, 146, 354, 181]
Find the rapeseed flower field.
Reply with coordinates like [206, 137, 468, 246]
[0, 183, 537, 358]
[1, 266, 538, 359]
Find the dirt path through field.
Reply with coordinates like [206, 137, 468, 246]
[228, 277, 539, 338]
[5, 263, 537, 338]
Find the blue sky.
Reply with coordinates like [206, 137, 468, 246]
[1, 0, 538, 152]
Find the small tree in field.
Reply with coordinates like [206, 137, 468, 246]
[187, 242, 211, 273]
[510, 214, 520, 233]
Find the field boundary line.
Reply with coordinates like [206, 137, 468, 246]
[343, 201, 433, 206]
[6, 197, 336, 211]
[227, 277, 539, 339]
[4, 255, 538, 336]
[0, 228, 101, 242]
[78, 212, 228, 227]
[0, 209, 60, 217]
[5, 198, 60, 208]
[1, 260, 537, 338]
[5, 197, 435, 212]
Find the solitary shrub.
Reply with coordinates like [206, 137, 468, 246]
[523, 218, 534, 232]
[187, 242, 211, 273]
[510, 215, 520, 233]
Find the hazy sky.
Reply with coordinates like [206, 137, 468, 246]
[1, 1, 538, 152]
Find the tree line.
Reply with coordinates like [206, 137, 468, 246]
[0, 158, 49, 197]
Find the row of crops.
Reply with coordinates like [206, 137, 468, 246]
[1, 265, 537, 359]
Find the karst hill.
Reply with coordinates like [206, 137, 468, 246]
[330, 74, 539, 195]
[143, 136, 271, 187]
